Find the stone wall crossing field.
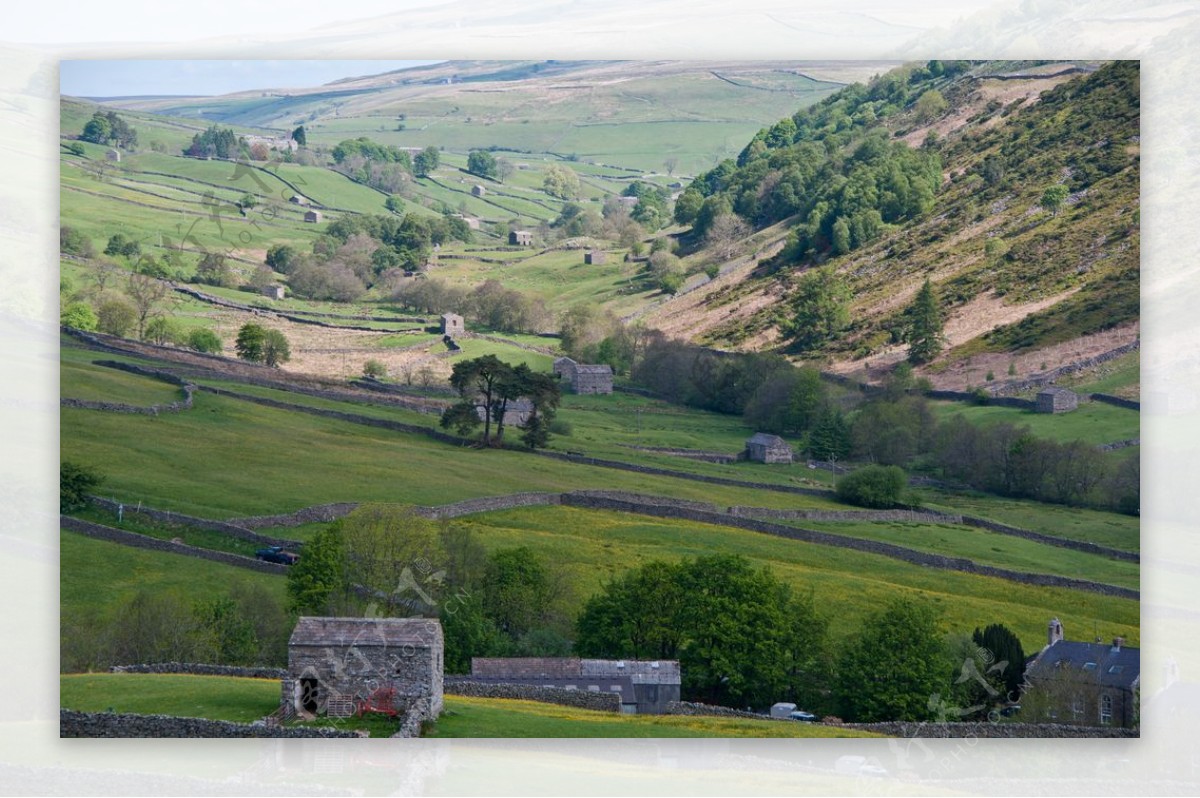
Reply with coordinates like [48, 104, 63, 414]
[60, 709, 363, 738]
[443, 679, 621, 712]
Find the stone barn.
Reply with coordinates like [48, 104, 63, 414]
[471, 184, 486, 197]
[585, 250, 607, 265]
[509, 230, 534, 247]
[262, 284, 286, 300]
[289, 195, 309, 206]
[281, 617, 444, 721]
[571, 364, 613, 395]
[470, 658, 681, 714]
[476, 397, 534, 428]
[1037, 387, 1080, 414]
[552, 357, 577, 381]
[441, 313, 465, 336]
[744, 433, 793, 464]
[304, 210, 322, 224]
[105, 148, 121, 162]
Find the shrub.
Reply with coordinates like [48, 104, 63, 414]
[186, 328, 222, 354]
[61, 461, 103, 513]
[835, 464, 907, 508]
[548, 418, 573, 436]
[363, 359, 387, 378]
[60, 302, 98, 331]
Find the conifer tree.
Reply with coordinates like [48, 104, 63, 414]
[905, 278, 944, 364]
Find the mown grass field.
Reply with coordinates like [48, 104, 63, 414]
[57, 673, 881, 738]
[60, 673, 278, 723]
[455, 505, 1138, 654]
[425, 696, 880, 738]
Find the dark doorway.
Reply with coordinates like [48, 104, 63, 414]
[300, 677, 319, 713]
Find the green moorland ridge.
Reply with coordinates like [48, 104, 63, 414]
[655, 60, 1139, 366]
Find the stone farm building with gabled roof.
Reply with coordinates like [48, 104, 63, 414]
[1021, 618, 1140, 728]
[509, 230, 534, 246]
[441, 313, 465, 336]
[280, 617, 444, 721]
[1036, 387, 1080, 413]
[552, 357, 612, 394]
[744, 433, 793, 464]
[470, 657, 681, 714]
[304, 210, 322, 224]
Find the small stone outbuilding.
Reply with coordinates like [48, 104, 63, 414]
[744, 433, 793, 464]
[552, 357, 613, 394]
[471, 185, 486, 197]
[1037, 387, 1080, 414]
[262, 284, 286, 300]
[584, 250, 607, 265]
[105, 148, 121, 162]
[509, 230, 534, 247]
[304, 210, 322, 224]
[470, 658, 681, 714]
[281, 617, 444, 721]
[441, 313, 465, 336]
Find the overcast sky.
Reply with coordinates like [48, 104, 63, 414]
[59, 60, 443, 98]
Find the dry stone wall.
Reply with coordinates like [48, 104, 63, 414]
[443, 679, 621, 712]
[60, 516, 286, 575]
[88, 497, 296, 549]
[60, 710, 363, 738]
[839, 720, 1136, 738]
[989, 341, 1141, 398]
[109, 663, 286, 678]
[60, 360, 196, 415]
[1090, 393, 1140, 411]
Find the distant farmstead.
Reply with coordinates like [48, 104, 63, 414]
[1037, 387, 1079, 414]
[280, 617, 444, 722]
[304, 210, 322, 224]
[509, 230, 534, 247]
[744, 433, 793, 464]
[470, 657, 681, 714]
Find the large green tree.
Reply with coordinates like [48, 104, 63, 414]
[834, 598, 949, 722]
[413, 146, 440, 177]
[786, 266, 851, 351]
[904, 278, 945, 364]
[466, 150, 498, 180]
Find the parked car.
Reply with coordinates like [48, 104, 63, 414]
[787, 710, 817, 722]
[255, 546, 299, 565]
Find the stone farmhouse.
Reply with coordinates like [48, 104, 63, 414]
[744, 433, 793, 464]
[553, 357, 613, 394]
[470, 657, 681, 714]
[1021, 618, 1140, 728]
[280, 617, 444, 722]
[1036, 387, 1080, 413]
[441, 313, 465, 336]
[509, 230, 534, 246]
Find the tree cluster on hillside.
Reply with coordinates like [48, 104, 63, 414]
[81, 111, 137, 150]
[440, 355, 561, 449]
[235, 323, 290, 367]
[285, 505, 575, 670]
[271, 212, 472, 302]
[576, 555, 1023, 719]
[331, 137, 415, 193]
[183, 126, 243, 159]
[62, 583, 290, 672]
[391, 277, 550, 335]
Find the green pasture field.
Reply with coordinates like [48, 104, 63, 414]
[59, 530, 287, 626]
[425, 696, 880, 738]
[796, 518, 1138, 590]
[455, 505, 1139, 653]
[59, 388, 847, 519]
[446, 339, 555, 372]
[915, 488, 1139, 553]
[1053, 351, 1140, 398]
[60, 672, 279, 723]
[929, 400, 1139, 446]
[67, 504, 261, 558]
[61, 358, 185, 406]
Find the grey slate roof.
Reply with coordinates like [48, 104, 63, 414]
[471, 657, 681, 684]
[1026, 640, 1140, 690]
[574, 364, 613, 375]
[1038, 386, 1078, 397]
[289, 617, 441, 648]
[746, 433, 788, 447]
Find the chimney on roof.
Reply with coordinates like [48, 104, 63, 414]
[1112, 637, 1125, 651]
[1048, 618, 1064, 647]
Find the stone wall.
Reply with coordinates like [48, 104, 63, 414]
[555, 494, 1138, 600]
[60, 516, 287, 575]
[989, 341, 1141, 398]
[231, 503, 362, 530]
[88, 496, 296, 549]
[109, 662, 286, 678]
[1097, 438, 1141, 452]
[414, 493, 563, 520]
[925, 390, 1036, 410]
[60, 710, 364, 738]
[839, 720, 1137, 738]
[60, 360, 195, 415]
[959, 515, 1138, 562]
[665, 701, 782, 721]
[1090, 393, 1140, 411]
[730, 507, 963, 524]
[443, 679, 621, 712]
